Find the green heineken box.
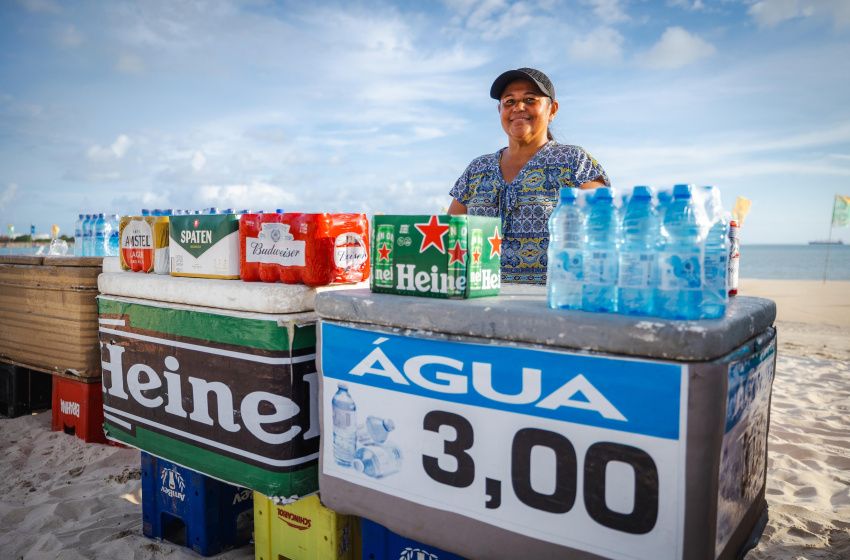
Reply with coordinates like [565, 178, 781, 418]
[370, 214, 501, 299]
[170, 214, 240, 279]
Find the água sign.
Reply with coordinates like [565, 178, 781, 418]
[320, 322, 689, 560]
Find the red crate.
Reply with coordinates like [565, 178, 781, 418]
[51, 376, 106, 444]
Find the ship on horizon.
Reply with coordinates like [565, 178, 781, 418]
[809, 239, 844, 245]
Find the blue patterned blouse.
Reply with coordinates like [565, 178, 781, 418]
[450, 141, 609, 284]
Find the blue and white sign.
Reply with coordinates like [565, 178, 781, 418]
[321, 321, 689, 560]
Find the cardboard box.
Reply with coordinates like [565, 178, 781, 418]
[370, 215, 501, 299]
[98, 295, 319, 500]
[169, 214, 240, 279]
[0, 255, 103, 377]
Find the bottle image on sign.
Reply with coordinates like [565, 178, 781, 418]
[617, 186, 660, 316]
[657, 184, 703, 320]
[356, 416, 395, 448]
[447, 217, 468, 298]
[469, 229, 483, 290]
[582, 187, 620, 313]
[332, 383, 357, 467]
[547, 187, 585, 310]
[374, 224, 395, 288]
[353, 442, 403, 479]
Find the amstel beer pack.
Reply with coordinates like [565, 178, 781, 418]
[119, 216, 170, 274]
[370, 214, 501, 299]
[169, 214, 240, 279]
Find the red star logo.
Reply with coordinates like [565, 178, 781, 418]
[472, 248, 481, 263]
[414, 215, 451, 254]
[488, 228, 502, 258]
[448, 241, 467, 265]
[377, 242, 391, 262]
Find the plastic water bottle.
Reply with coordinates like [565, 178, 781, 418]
[353, 442, 402, 478]
[618, 186, 660, 316]
[106, 214, 121, 257]
[93, 213, 110, 257]
[73, 214, 84, 257]
[332, 383, 357, 467]
[657, 184, 703, 320]
[547, 187, 584, 310]
[356, 416, 395, 447]
[582, 187, 620, 313]
[82, 214, 96, 256]
[701, 186, 728, 318]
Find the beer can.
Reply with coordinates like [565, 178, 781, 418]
[447, 217, 468, 298]
[469, 229, 483, 290]
[728, 220, 740, 296]
[118, 216, 133, 271]
[153, 216, 170, 275]
[374, 224, 395, 288]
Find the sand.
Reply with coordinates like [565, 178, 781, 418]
[0, 279, 848, 559]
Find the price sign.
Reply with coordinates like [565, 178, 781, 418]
[321, 322, 688, 560]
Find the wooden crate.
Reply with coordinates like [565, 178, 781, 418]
[0, 255, 103, 377]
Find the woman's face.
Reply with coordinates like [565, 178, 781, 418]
[498, 79, 558, 144]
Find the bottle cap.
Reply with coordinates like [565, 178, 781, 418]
[632, 186, 653, 199]
[338, 382, 349, 390]
[558, 187, 577, 201]
[78, 214, 84, 219]
[383, 418, 396, 432]
[672, 184, 692, 198]
[593, 187, 613, 200]
[353, 460, 364, 472]
[275, 208, 284, 213]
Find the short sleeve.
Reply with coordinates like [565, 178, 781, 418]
[449, 163, 473, 205]
[573, 147, 610, 186]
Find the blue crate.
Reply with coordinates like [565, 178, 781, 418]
[141, 452, 254, 557]
[362, 518, 468, 560]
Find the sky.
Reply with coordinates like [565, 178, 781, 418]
[1, 0, 849, 244]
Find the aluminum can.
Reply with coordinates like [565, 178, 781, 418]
[447, 217, 468, 298]
[728, 220, 740, 296]
[374, 224, 395, 288]
[469, 229, 483, 290]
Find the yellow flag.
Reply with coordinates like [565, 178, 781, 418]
[52, 224, 60, 239]
[833, 195, 850, 228]
[732, 196, 751, 224]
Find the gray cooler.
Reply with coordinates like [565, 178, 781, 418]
[315, 285, 776, 560]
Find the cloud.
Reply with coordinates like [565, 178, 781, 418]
[568, 27, 625, 63]
[86, 135, 132, 162]
[748, 0, 850, 28]
[641, 27, 717, 69]
[55, 24, 84, 47]
[1, 184, 21, 211]
[115, 53, 145, 75]
[191, 151, 206, 171]
[196, 182, 299, 211]
[582, 0, 630, 24]
[19, 0, 61, 14]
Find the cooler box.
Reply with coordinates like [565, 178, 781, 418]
[141, 451, 254, 556]
[97, 269, 367, 500]
[314, 285, 777, 560]
[0, 361, 52, 418]
[0, 255, 103, 377]
[253, 492, 359, 560]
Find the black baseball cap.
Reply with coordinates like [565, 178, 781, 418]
[490, 68, 555, 100]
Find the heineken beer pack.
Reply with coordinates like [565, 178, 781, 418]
[370, 215, 501, 299]
[170, 214, 240, 279]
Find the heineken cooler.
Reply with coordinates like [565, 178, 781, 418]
[315, 286, 777, 560]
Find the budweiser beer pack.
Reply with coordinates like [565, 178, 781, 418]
[170, 214, 241, 279]
[239, 213, 370, 286]
[370, 214, 501, 299]
[119, 216, 170, 274]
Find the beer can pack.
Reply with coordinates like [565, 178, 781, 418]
[169, 213, 240, 279]
[119, 216, 170, 274]
[370, 214, 501, 299]
[239, 213, 370, 286]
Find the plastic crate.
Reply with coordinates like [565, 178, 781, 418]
[254, 493, 359, 560]
[362, 519, 467, 560]
[141, 452, 254, 557]
[0, 361, 52, 418]
[51, 375, 106, 443]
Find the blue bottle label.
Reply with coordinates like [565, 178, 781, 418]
[584, 251, 617, 285]
[551, 251, 583, 281]
[618, 251, 656, 288]
[660, 252, 701, 289]
[703, 252, 727, 290]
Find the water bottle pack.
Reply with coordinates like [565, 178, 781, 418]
[547, 184, 730, 320]
[75, 213, 121, 257]
[331, 383, 402, 479]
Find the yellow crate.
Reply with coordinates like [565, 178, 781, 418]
[254, 493, 360, 560]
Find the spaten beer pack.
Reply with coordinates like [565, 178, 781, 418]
[170, 214, 240, 279]
[370, 215, 501, 299]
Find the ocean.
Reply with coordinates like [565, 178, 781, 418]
[2, 243, 849, 281]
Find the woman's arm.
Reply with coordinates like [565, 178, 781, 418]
[579, 178, 607, 190]
[448, 199, 468, 215]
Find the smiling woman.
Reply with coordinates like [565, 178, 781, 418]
[448, 68, 609, 285]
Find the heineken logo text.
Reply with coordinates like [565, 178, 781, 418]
[60, 399, 80, 418]
[395, 264, 500, 294]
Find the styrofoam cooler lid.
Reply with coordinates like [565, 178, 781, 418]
[98, 271, 368, 314]
[314, 284, 776, 361]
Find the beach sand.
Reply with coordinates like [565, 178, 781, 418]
[0, 279, 848, 559]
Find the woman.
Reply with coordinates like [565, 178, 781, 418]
[448, 67, 609, 284]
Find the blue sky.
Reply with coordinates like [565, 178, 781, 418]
[1, 0, 849, 244]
